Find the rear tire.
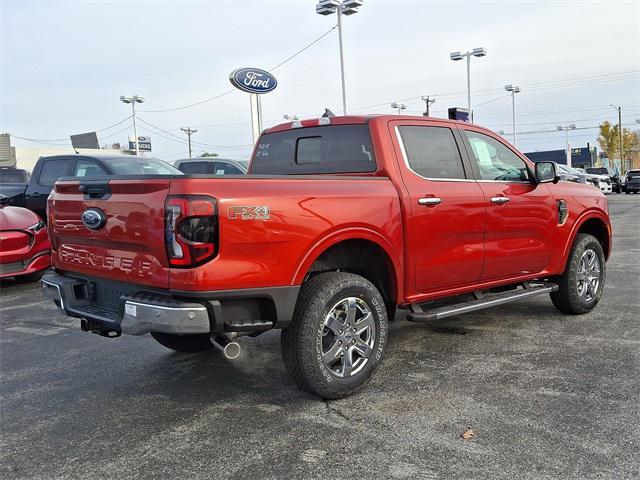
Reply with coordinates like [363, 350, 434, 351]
[550, 233, 606, 315]
[281, 272, 388, 399]
[151, 332, 213, 353]
[13, 271, 45, 283]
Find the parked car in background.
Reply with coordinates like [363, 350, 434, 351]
[0, 154, 181, 220]
[556, 164, 607, 191]
[585, 166, 621, 193]
[0, 167, 31, 208]
[624, 169, 640, 194]
[0, 195, 50, 282]
[173, 158, 247, 175]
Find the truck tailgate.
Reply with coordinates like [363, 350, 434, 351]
[50, 178, 171, 289]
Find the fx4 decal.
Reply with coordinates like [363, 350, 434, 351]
[227, 205, 270, 221]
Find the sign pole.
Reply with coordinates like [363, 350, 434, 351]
[250, 94, 261, 145]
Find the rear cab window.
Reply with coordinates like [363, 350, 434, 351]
[250, 125, 375, 175]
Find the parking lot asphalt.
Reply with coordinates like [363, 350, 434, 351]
[1, 195, 639, 480]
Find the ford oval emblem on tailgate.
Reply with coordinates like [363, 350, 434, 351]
[81, 208, 107, 230]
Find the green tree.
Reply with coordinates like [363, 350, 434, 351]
[200, 152, 219, 158]
[598, 121, 619, 159]
[598, 121, 639, 161]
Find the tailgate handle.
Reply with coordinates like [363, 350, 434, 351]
[79, 181, 111, 200]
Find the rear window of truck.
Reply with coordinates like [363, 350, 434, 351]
[250, 125, 376, 175]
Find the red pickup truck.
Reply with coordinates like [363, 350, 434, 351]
[42, 115, 611, 399]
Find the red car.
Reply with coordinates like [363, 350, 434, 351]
[42, 115, 611, 398]
[0, 195, 51, 282]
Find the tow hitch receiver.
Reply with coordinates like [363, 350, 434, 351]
[80, 319, 121, 338]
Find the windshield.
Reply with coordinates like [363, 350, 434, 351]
[107, 158, 182, 175]
[627, 170, 640, 178]
[586, 167, 608, 175]
[0, 170, 29, 183]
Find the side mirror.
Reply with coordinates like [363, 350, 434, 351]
[535, 161, 559, 184]
[0, 194, 9, 207]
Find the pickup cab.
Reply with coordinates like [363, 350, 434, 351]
[42, 115, 612, 399]
[0, 154, 180, 220]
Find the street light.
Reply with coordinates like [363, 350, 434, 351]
[283, 114, 300, 121]
[557, 124, 576, 167]
[391, 102, 407, 114]
[450, 47, 487, 122]
[504, 85, 521, 147]
[315, 0, 364, 115]
[120, 95, 145, 156]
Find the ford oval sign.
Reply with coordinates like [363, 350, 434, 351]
[81, 208, 107, 231]
[229, 68, 277, 94]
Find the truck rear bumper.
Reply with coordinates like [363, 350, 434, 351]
[41, 272, 300, 336]
[41, 273, 210, 335]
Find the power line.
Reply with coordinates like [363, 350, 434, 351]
[139, 26, 337, 114]
[137, 117, 252, 149]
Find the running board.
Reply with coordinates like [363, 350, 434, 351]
[406, 283, 559, 323]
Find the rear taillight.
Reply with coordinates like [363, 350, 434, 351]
[164, 195, 218, 267]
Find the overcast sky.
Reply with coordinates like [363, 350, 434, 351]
[1, 0, 639, 160]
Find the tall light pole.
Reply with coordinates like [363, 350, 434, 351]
[611, 104, 624, 173]
[316, 0, 364, 115]
[557, 124, 576, 167]
[504, 85, 521, 147]
[421, 95, 436, 117]
[120, 95, 145, 156]
[391, 102, 407, 115]
[450, 47, 487, 122]
[180, 127, 198, 158]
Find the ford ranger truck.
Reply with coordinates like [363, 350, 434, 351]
[42, 115, 612, 399]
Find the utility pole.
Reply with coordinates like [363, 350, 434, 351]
[617, 105, 623, 172]
[421, 96, 436, 117]
[180, 127, 198, 158]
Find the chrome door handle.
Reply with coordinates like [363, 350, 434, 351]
[418, 197, 442, 206]
[490, 196, 510, 204]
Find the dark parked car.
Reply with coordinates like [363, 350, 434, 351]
[173, 158, 247, 175]
[0, 167, 31, 208]
[0, 154, 181, 220]
[624, 169, 640, 194]
[585, 166, 621, 193]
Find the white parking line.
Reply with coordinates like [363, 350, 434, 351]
[5, 326, 67, 336]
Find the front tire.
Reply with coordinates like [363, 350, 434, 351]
[550, 233, 606, 314]
[281, 272, 388, 399]
[151, 332, 213, 353]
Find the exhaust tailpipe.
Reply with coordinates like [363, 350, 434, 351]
[212, 335, 241, 360]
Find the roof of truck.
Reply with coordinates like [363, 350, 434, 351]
[264, 115, 484, 134]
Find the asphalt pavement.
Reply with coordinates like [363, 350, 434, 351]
[1, 195, 639, 480]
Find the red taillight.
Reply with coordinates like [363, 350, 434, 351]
[165, 195, 218, 267]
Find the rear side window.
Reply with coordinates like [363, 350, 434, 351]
[250, 125, 375, 175]
[39, 159, 71, 186]
[213, 162, 244, 175]
[75, 159, 107, 177]
[179, 162, 212, 174]
[397, 126, 466, 179]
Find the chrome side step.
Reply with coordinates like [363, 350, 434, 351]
[406, 283, 558, 323]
